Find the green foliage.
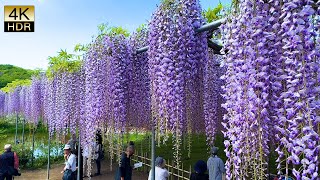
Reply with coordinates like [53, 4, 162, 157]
[136, 24, 147, 33]
[0, 118, 64, 169]
[203, 3, 224, 23]
[0, 64, 33, 89]
[32, 68, 45, 77]
[96, 23, 130, 40]
[108, 26, 130, 37]
[1, 79, 31, 93]
[74, 43, 90, 52]
[0, 128, 7, 139]
[161, 0, 175, 8]
[46, 49, 82, 78]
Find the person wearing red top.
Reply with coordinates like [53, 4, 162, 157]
[0, 144, 20, 180]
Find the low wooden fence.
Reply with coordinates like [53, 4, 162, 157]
[108, 147, 192, 180]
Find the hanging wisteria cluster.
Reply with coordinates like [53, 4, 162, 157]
[222, 0, 319, 179]
[148, 0, 208, 166]
[0, 91, 5, 117]
[128, 27, 151, 130]
[204, 51, 224, 146]
[1, 75, 46, 127]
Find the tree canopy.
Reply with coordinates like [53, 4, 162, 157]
[0, 64, 34, 89]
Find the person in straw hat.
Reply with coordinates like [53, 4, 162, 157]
[207, 146, 226, 180]
[61, 144, 77, 180]
[0, 144, 20, 180]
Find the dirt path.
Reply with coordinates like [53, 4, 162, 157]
[15, 159, 149, 180]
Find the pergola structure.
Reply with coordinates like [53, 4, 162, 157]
[136, 18, 226, 55]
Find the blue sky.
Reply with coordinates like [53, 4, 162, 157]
[0, 0, 230, 70]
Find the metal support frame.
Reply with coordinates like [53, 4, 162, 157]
[136, 18, 225, 54]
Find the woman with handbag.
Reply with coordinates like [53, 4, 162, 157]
[61, 144, 77, 180]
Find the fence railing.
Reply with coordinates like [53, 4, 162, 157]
[108, 147, 192, 180]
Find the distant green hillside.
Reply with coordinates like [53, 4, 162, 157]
[0, 64, 33, 89]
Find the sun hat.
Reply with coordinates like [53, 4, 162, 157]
[211, 146, 219, 155]
[4, 144, 12, 150]
[64, 144, 71, 150]
[194, 160, 207, 174]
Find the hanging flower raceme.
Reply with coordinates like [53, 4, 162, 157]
[182, 0, 208, 135]
[204, 52, 223, 146]
[29, 76, 43, 125]
[128, 27, 151, 130]
[19, 86, 27, 117]
[278, 1, 319, 179]
[103, 35, 132, 133]
[7, 86, 21, 115]
[148, 0, 208, 166]
[82, 38, 109, 176]
[44, 75, 58, 136]
[24, 88, 32, 121]
[222, 0, 319, 179]
[221, 0, 272, 178]
[69, 71, 82, 134]
[0, 91, 5, 117]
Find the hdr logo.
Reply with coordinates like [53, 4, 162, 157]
[4, 6, 35, 32]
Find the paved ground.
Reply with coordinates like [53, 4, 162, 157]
[15, 159, 149, 180]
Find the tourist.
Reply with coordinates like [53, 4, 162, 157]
[67, 134, 83, 179]
[207, 146, 226, 180]
[148, 156, 169, 180]
[190, 160, 209, 180]
[94, 129, 103, 176]
[61, 144, 77, 180]
[0, 144, 20, 180]
[115, 143, 135, 180]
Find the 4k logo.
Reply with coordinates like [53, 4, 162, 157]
[4, 6, 35, 32]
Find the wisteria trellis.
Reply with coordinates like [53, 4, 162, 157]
[0, 0, 319, 179]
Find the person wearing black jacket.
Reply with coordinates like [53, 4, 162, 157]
[190, 160, 209, 180]
[94, 129, 103, 176]
[0, 144, 20, 180]
[115, 143, 135, 180]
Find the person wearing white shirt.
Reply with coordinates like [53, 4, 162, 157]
[61, 144, 77, 180]
[148, 156, 169, 180]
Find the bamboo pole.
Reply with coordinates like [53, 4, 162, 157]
[22, 117, 25, 144]
[47, 134, 50, 180]
[14, 114, 18, 144]
[31, 126, 35, 167]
